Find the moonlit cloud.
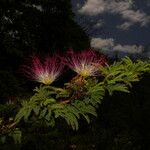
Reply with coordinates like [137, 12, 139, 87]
[113, 44, 144, 54]
[91, 38, 114, 49]
[79, 0, 150, 30]
[117, 22, 133, 30]
[79, 0, 106, 15]
[91, 38, 144, 54]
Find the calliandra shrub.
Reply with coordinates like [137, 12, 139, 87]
[0, 49, 150, 144]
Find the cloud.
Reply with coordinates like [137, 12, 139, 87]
[91, 38, 144, 54]
[120, 9, 150, 27]
[117, 22, 133, 30]
[79, 0, 106, 15]
[79, 0, 150, 30]
[91, 38, 114, 48]
[113, 44, 144, 54]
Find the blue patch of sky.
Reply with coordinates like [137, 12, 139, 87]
[71, 0, 150, 46]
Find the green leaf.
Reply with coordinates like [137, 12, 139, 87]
[33, 106, 40, 115]
[24, 106, 33, 121]
[45, 110, 52, 121]
[106, 83, 130, 95]
[9, 128, 22, 144]
[0, 136, 6, 144]
[43, 98, 56, 106]
[39, 108, 47, 119]
[50, 103, 64, 110]
[82, 114, 90, 124]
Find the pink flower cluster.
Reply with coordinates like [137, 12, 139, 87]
[22, 54, 64, 85]
[22, 49, 107, 85]
[61, 49, 107, 77]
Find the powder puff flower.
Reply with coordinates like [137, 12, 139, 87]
[22, 54, 64, 85]
[62, 49, 107, 77]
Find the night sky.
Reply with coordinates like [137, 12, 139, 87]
[71, 0, 150, 58]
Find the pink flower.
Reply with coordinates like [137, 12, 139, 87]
[62, 49, 107, 77]
[22, 54, 64, 85]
